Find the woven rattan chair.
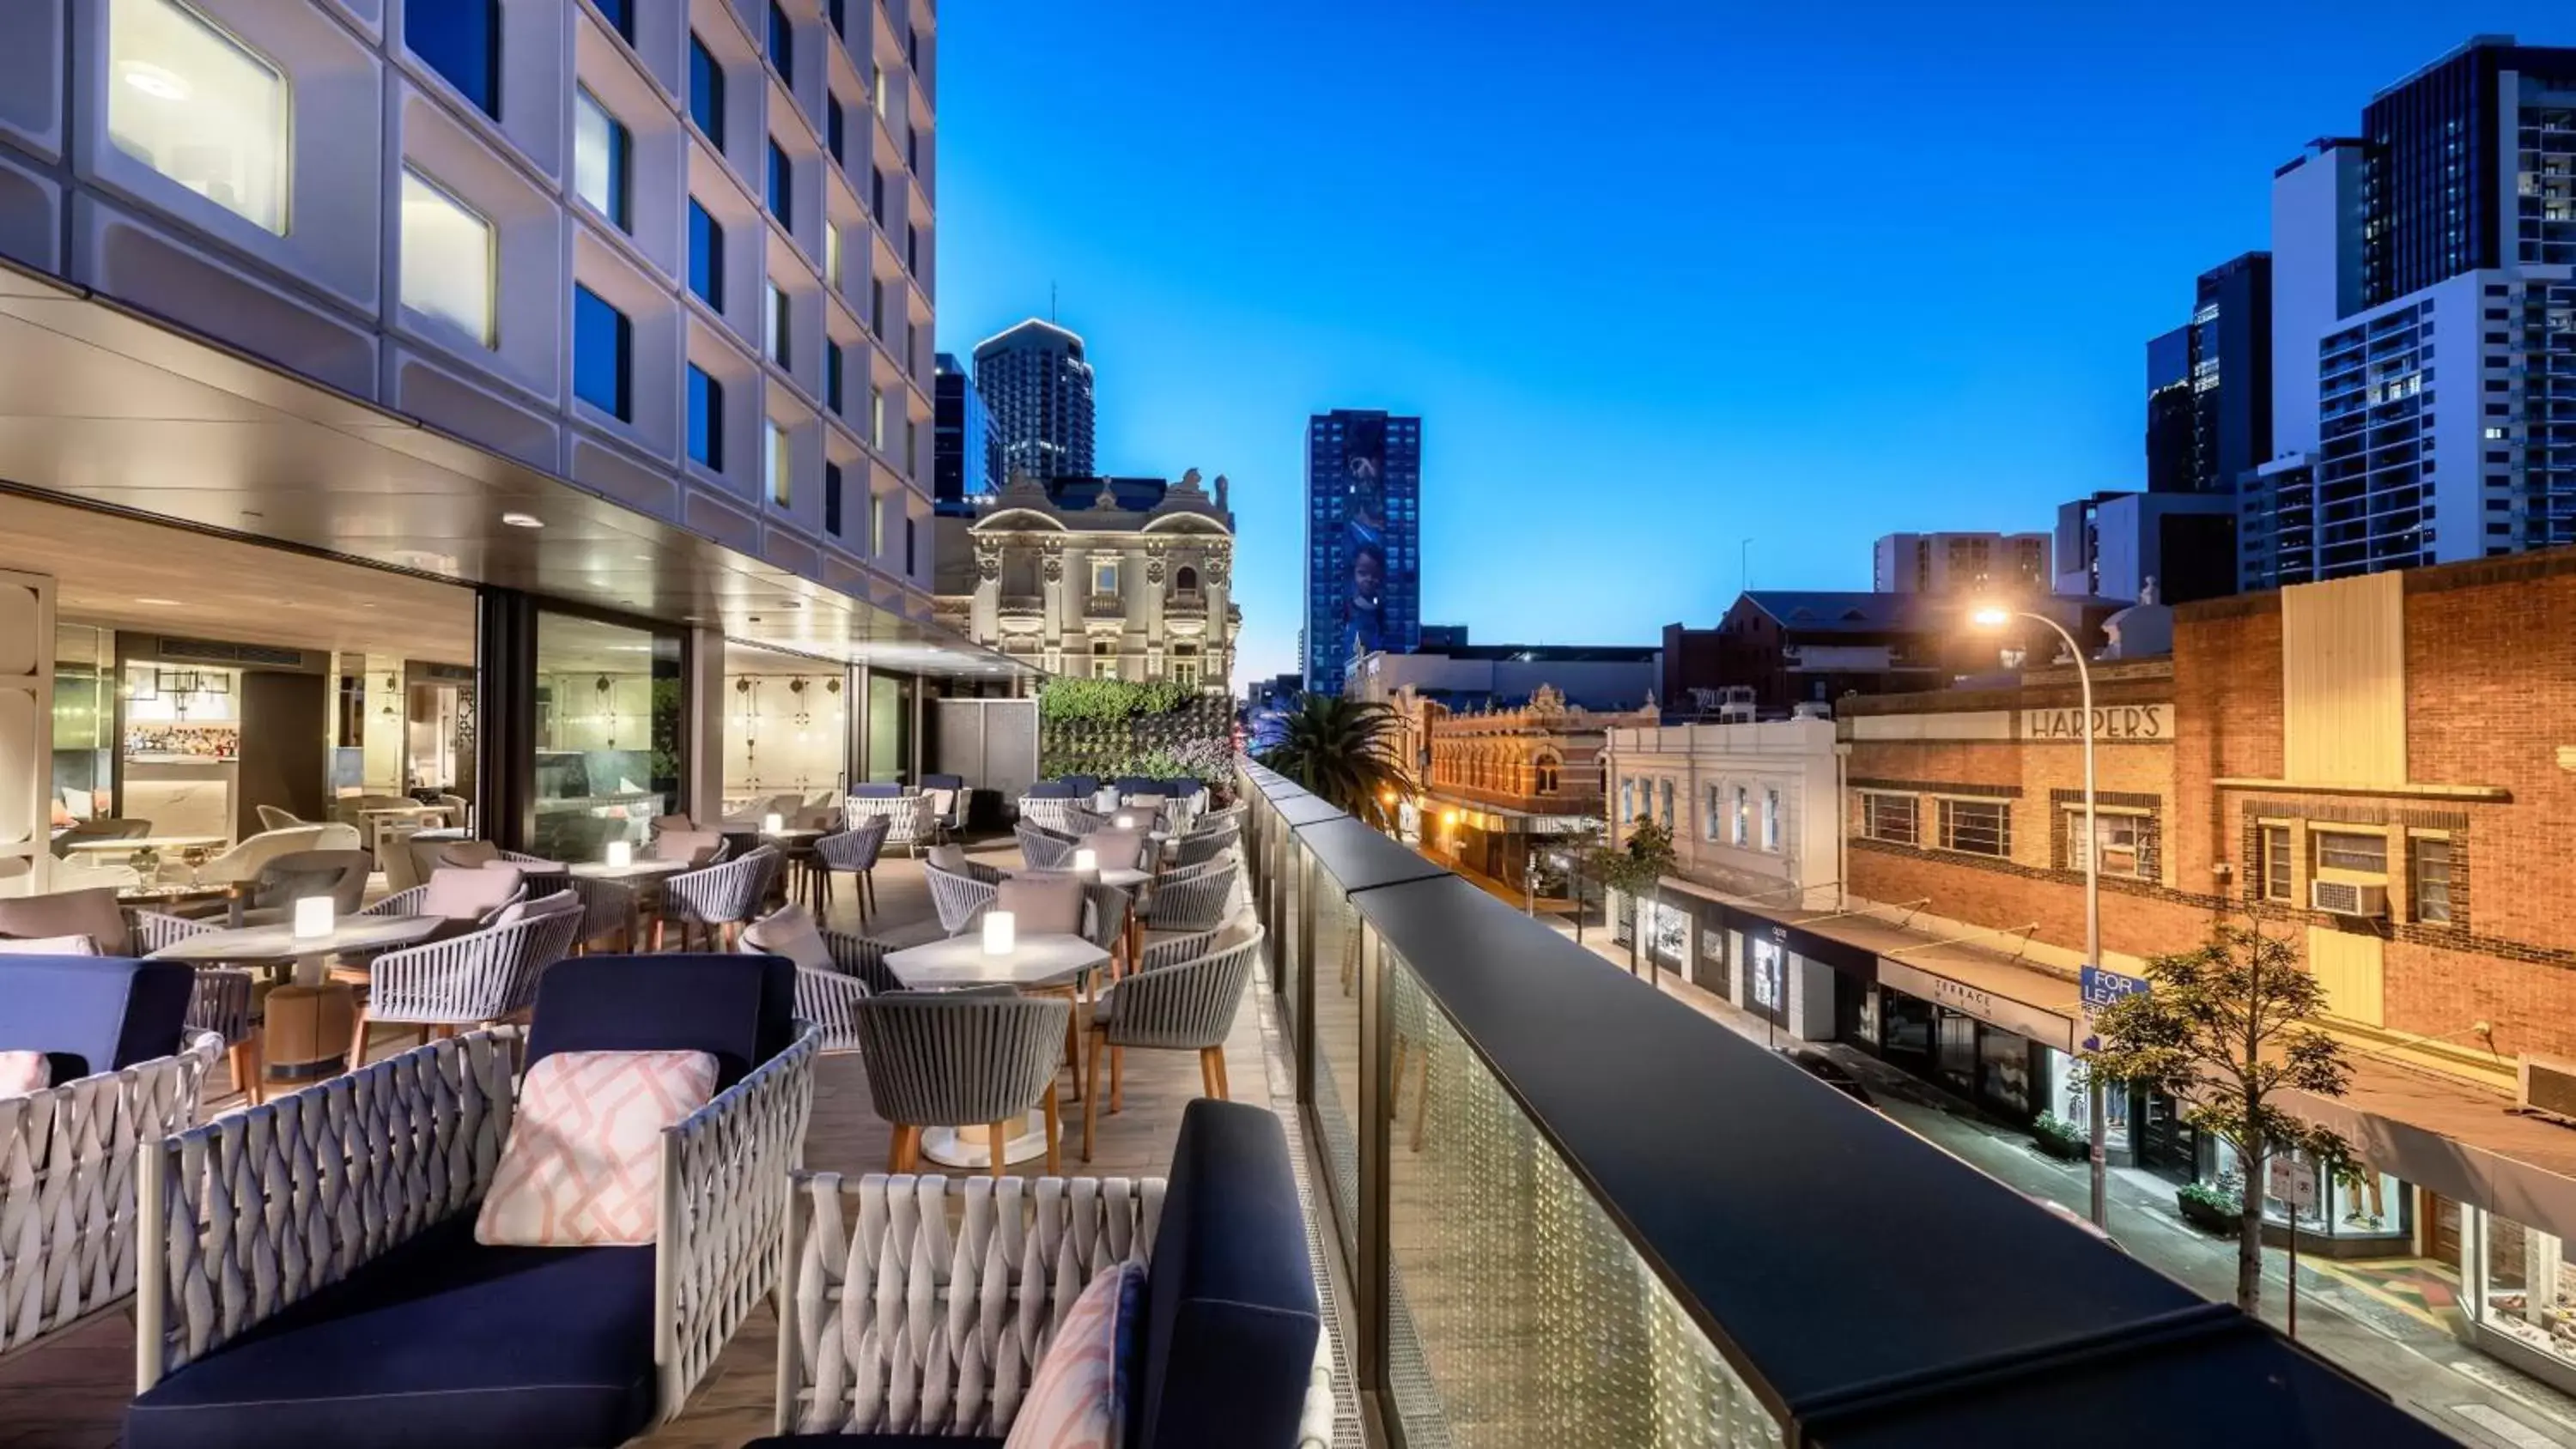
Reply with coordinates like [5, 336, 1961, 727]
[1084, 927, 1264, 1160]
[811, 815, 890, 922]
[657, 846, 783, 951]
[740, 911, 901, 1052]
[1141, 862, 1238, 935]
[344, 896, 586, 1069]
[843, 792, 933, 858]
[921, 860, 999, 937]
[1014, 820, 1078, 870]
[1171, 823, 1240, 870]
[848, 991, 1072, 1178]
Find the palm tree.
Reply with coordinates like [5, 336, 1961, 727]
[1258, 694, 1413, 830]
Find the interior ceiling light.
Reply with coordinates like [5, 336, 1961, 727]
[500, 512, 544, 529]
[133, 597, 181, 606]
[120, 64, 189, 101]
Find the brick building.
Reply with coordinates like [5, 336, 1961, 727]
[1419, 684, 1654, 894]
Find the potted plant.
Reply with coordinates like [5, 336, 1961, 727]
[2030, 1112, 2088, 1161]
[2176, 1178, 2239, 1234]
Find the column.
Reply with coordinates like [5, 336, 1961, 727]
[0, 570, 55, 896]
[472, 588, 538, 852]
[685, 627, 726, 823]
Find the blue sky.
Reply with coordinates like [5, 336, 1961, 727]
[934, 2, 2567, 687]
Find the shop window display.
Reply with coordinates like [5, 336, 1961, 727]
[1643, 900, 1687, 965]
[2204, 1142, 2407, 1240]
[2479, 1216, 2576, 1370]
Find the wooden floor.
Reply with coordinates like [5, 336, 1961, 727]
[0, 836, 1266, 1449]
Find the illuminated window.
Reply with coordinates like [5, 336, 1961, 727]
[825, 223, 843, 288]
[1092, 559, 1118, 595]
[1761, 787, 1783, 852]
[764, 278, 789, 364]
[398, 168, 495, 346]
[574, 88, 631, 231]
[765, 420, 789, 504]
[109, 0, 288, 233]
[1730, 785, 1748, 846]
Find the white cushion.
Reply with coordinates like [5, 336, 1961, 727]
[489, 892, 581, 929]
[475, 1049, 718, 1246]
[926, 844, 969, 873]
[0, 934, 101, 955]
[993, 873, 1084, 937]
[743, 903, 837, 975]
[0, 1051, 51, 1098]
[420, 865, 522, 920]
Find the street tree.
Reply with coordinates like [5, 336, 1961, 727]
[1587, 815, 1678, 980]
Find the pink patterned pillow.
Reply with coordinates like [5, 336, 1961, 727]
[1005, 1259, 1145, 1449]
[0, 1051, 51, 1098]
[474, 1049, 718, 1246]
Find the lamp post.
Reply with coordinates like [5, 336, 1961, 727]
[1972, 603, 2107, 1229]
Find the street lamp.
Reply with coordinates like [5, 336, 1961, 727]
[1972, 603, 2108, 1229]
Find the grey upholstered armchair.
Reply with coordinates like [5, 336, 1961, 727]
[658, 846, 783, 950]
[846, 991, 1072, 1178]
[1141, 863, 1239, 935]
[1083, 927, 1265, 1159]
[811, 815, 891, 920]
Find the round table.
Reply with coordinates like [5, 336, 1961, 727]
[566, 858, 690, 882]
[148, 914, 448, 986]
[884, 933, 1110, 1167]
[61, 834, 228, 854]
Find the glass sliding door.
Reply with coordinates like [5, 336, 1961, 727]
[863, 669, 914, 785]
[533, 610, 681, 859]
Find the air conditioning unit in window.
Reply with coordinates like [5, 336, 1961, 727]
[2519, 1055, 2576, 1127]
[2309, 880, 2388, 918]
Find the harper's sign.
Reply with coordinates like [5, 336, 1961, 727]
[2021, 704, 2172, 743]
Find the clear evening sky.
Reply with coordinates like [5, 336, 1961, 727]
[934, 2, 2568, 688]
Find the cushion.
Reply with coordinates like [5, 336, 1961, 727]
[1081, 830, 1148, 872]
[437, 840, 502, 870]
[526, 953, 794, 1091]
[489, 891, 582, 930]
[420, 865, 522, 921]
[927, 843, 969, 873]
[0, 955, 196, 1082]
[927, 787, 958, 817]
[1004, 1259, 1145, 1449]
[649, 829, 723, 866]
[61, 786, 92, 821]
[477, 1049, 718, 1247]
[1133, 1100, 1322, 1449]
[0, 1050, 50, 1098]
[744, 904, 837, 976]
[0, 885, 130, 955]
[744, 1439, 1004, 1448]
[0, 934, 100, 955]
[124, 1215, 656, 1449]
[993, 874, 1084, 937]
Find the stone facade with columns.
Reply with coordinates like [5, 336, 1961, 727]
[934, 470, 1238, 693]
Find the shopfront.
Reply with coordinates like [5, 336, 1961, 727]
[1866, 958, 2076, 1128]
[2195, 1140, 2413, 1259]
[2469, 1210, 2576, 1390]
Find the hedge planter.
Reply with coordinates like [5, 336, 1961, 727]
[2176, 1188, 2239, 1234]
[2029, 1114, 2088, 1162]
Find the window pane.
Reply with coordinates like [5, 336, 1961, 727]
[825, 224, 841, 288]
[572, 284, 630, 420]
[828, 96, 845, 164]
[2316, 830, 2388, 875]
[823, 462, 842, 536]
[593, 0, 635, 42]
[2263, 824, 2293, 900]
[767, 140, 792, 226]
[765, 420, 789, 504]
[2411, 837, 2452, 922]
[398, 169, 495, 346]
[688, 365, 722, 467]
[408, 0, 500, 118]
[764, 279, 787, 363]
[688, 34, 725, 148]
[1939, 798, 2009, 857]
[109, 0, 289, 233]
[825, 341, 842, 411]
[767, 1, 793, 75]
[688, 200, 723, 311]
[574, 88, 630, 230]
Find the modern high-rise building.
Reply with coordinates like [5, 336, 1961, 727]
[1303, 409, 1420, 694]
[1869, 533, 2050, 595]
[932, 351, 999, 505]
[2254, 37, 2576, 589]
[972, 318, 1094, 479]
[2143, 254, 2272, 498]
[2143, 325, 2197, 494]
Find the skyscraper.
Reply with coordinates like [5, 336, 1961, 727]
[933, 352, 1000, 504]
[972, 319, 1095, 479]
[1304, 409, 1421, 694]
[2143, 325, 2196, 494]
[2252, 36, 2576, 589]
[2143, 254, 2272, 497]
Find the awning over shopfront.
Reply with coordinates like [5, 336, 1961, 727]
[1420, 792, 1595, 836]
[2288, 1058, 2576, 1242]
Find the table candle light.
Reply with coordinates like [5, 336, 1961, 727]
[292, 895, 334, 939]
[1114, 813, 1135, 830]
[1072, 847, 1098, 876]
[763, 811, 785, 834]
[605, 839, 633, 868]
[982, 911, 1016, 955]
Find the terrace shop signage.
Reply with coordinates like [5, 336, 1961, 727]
[1876, 959, 2075, 1053]
[2021, 704, 2172, 743]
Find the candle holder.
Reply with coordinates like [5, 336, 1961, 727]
[605, 839, 633, 868]
[763, 811, 786, 834]
[292, 895, 335, 940]
[1072, 847, 1099, 878]
[981, 911, 1017, 955]
[1114, 813, 1135, 831]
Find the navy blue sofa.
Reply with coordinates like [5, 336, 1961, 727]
[128, 955, 816, 1449]
[1060, 773, 1102, 797]
[0, 955, 194, 1083]
[751, 1097, 1323, 1447]
[1023, 780, 1078, 800]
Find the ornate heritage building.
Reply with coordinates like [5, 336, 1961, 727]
[933, 470, 1237, 692]
[1419, 684, 1659, 892]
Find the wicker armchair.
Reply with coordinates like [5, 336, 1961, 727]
[1143, 863, 1238, 934]
[1084, 927, 1265, 1159]
[843, 792, 933, 858]
[1016, 796, 1106, 836]
[565, 873, 640, 951]
[0, 1028, 222, 1359]
[811, 815, 891, 921]
[922, 861, 999, 935]
[1170, 827, 1238, 870]
[1014, 820, 1078, 870]
[361, 874, 531, 923]
[345, 900, 586, 1070]
[739, 919, 898, 1052]
[658, 846, 783, 950]
[846, 992, 1071, 1178]
[771, 1102, 1334, 1446]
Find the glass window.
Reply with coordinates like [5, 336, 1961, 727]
[872, 62, 886, 117]
[1659, 779, 1674, 830]
[767, 139, 791, 227]
[825, 223, 842, 288]
[765, 419, 789, 504]
[688, 200, 723, 311]
[863, 670, 914, 784]
[2067, 809, 2148, 878]
[870, 277, 884, 333]
[827, 95, 845, 164]
[592, 0, 635, 43]
[574, 88, 630, 231]
[825, 340, 843, 411]
[870, 490, 886, 555]
[2316, 829, 2389, 876]
[827, 0, 846, 37]
[1092, 558, 1117, 594]
[2478, 1214, 2576, 1368]
[823, 462, 842, 536]
[687, 364, 722, 467]
[2262, 823, 2293, 900]
[766, 1, 793, 76]
[109, 0, 289, 234]
[398, 168, 495, 346]
[1762, 787, 1782, 852]
[764, 278, 788, 363]
[1937, 798, 2010, 857]
[869, 385, 884, 448]
[1730, 785, 1748, 846]
[571, 283, 630, 420]
[533, 610, 679, 860]
[2411, 836, 2453, 922]
[905, 516, 916, 574]
[688, 33, 725, 148]
[409, 0, 499, 118]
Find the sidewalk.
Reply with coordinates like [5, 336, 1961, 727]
[1550, 924, 2576, 1449]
